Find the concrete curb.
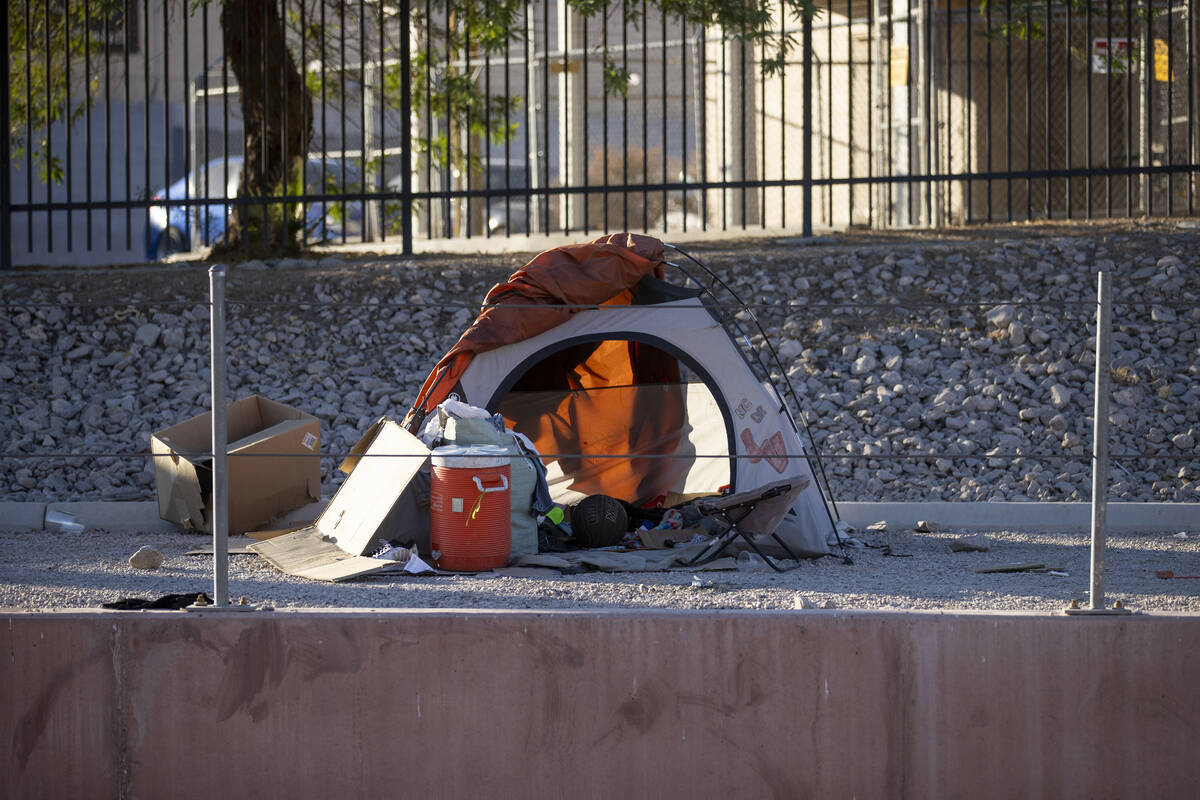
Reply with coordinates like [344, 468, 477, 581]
[2, 499, 1197, 534]
[835, 501, 1200, 533]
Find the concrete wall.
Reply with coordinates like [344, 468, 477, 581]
[3, 609, 1197, 797]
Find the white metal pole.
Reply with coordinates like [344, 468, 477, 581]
[210, 264, 229, 607]
[1089, 270, 1112, 610]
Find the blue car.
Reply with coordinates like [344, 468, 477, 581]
[146, 156, 365, 260]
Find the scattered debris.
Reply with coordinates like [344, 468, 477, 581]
[976, 563, 1045, 574]
[45, 510, 85, 533]
[793, 594, 817, 609]
[128, 546, 164, 570]
[950, 535, 991, 553]
[1172, 532, 1189, 539]
[185, 546, 257, 556]
[1156, 570, 1200, 579]
[822, 600, 839, 609]
[866, 520, 888, 532]
[914, 520, 940, 533]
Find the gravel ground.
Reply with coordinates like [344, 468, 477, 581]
[2, 524, 1198, 613]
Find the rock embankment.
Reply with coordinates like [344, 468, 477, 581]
[1, 223, 1197, 504]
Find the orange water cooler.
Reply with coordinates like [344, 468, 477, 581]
[429, 444, 512, 571]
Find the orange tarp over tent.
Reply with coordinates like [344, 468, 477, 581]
[403, 232, 688, 504]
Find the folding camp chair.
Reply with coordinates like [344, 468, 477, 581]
[686, 476, 811, 572]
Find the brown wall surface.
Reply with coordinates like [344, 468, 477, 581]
[2, 610, 1198, 798]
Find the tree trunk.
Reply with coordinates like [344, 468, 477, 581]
[219, 0, 312, 251]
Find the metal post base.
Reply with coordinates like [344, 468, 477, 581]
[1064, 599, 1134, 616]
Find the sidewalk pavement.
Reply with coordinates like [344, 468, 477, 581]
[2, 500, 1197, 534]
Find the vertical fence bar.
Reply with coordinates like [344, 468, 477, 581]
[463, 3, 471, 238]
[143, 0, 151, 256]
[985, 0, 993, 220]
[1086, 0, 1093, 218]
[484, 2, 493, 238]
[0, 1, 9, 271]
[401, 0, 412, 254]
[926, 0, 936, 227]
[339, 0, 348, 243]
[1143, 10, 1152, 216]
[601, 12, 609, 232]
[1044, 0, 1050, 219]
[163, 0, 171, 250]
[867, 0, 873, 225]
[543, 0, 550, 233]
[826, 11, 832, 226]
[780, 11, 787, 227]
[1066, 0, 1072, 218]
[846, 0, 852, 226]
[642, 0, 649, 231]
[1005, 0, 1012, 219]
[358, 0, 366, 243]
[26, 0, 34, 253]
[967, 1, 974, 223]
[1024, 0, 1031, 218]
[1185, 0, 1195, 215]
[377, 0, 386, 242]
[680, 18, 688, 231]
[44, 0, 53, 253]
[660, 9, 668, 233]
[1124, 0, 1133, 216]
[209, 264, 229, 608]
[1167, 0, 1174, 217]
[1105, 0, 1112, 216]
[698, 25, 706, 230]
[760, 32, 767, 229]
[104, 5, 112, 250]
[65, 0, 74, 253]
[802, 12, 813, 237]
[280, 0, 289, 247]
[1088, 270, 1111, 610]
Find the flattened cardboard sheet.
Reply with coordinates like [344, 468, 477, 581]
[249, 419, 430, 582]
[248, 527, 393, 582]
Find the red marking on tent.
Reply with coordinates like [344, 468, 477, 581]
[740, 429, 789, 474]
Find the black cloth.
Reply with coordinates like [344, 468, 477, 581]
[101, 592, 212, 610]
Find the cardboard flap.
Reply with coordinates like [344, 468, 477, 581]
[152, 436, 207, 530]
[317, 421, 430, 556]
[339, 416, 388, 475]
[228, 418, 317, 454]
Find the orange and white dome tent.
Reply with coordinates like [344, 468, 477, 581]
[404, 232, 837, 556]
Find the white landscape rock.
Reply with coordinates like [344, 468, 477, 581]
[128, 546, 164, 570]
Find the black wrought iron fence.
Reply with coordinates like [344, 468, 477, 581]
[3, 0, 1199, 268]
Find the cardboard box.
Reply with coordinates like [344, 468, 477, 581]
[249, 419, 430, 581]
[151, 395, 322, 534]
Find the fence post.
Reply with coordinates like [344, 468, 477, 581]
[209, 264, 229, 607]
[1068, 269, 1129, 615]
[1089, 269, 1112, 608]
[400, 0, 413, 256]
[1, 4, 11, 272]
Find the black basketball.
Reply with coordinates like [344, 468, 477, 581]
[571, 495, 628, 548]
